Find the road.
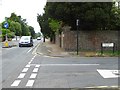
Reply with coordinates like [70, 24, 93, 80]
[1, 40, 119, 89]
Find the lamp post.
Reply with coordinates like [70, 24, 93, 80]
[76, 19, 79, 55]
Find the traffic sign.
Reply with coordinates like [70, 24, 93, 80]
[4, 22, 9, 29]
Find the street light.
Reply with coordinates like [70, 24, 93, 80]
[76, 19, 79, 55]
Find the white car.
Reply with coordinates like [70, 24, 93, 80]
[37, 37, 41, 40]
[19, 36, 33, 47]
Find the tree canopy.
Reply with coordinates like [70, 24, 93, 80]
[1, 13, 36, 41]
[44, 2, 118, 30]
[37, 2, 120, 42]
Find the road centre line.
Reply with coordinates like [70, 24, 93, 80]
[11, 80, 21, 86]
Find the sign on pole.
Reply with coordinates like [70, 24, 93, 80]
[101, 43, 115, 54]
[4, 22, 9, 29]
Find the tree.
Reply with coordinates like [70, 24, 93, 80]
[109, 3, 120, 30]
[29, 26, 35, 38]
[9, 21, 22, 36]
[37, 14, 51, 42]
[44, 2, 113, 30]
[49, 18, 61, 43]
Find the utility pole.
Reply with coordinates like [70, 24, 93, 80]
[76, 19, 79, 55]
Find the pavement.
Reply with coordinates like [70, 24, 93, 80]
[2, 40, 18, 48]
[36, 39, 70, 57]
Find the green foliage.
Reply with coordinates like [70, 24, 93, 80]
[37, 14, 51, 37]
[29, 26, 35, 38]
[44, 2, 116, 30]
[2, 28, 15, 39]
[49, 18, 61, 32]
[109, 4, 120, 30]
[1, 12, 36, 40]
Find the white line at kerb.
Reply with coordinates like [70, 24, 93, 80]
[11, 80, 21, 86]
[27, 48, 33, 53]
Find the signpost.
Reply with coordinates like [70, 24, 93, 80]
[101, 43, 115, 54]
[4, 21, 9, 47]
[76, 19, 79, 55]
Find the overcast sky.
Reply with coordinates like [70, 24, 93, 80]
[0, 0, 47, 33]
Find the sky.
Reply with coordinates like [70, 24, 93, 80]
[0, 0, 47, 33]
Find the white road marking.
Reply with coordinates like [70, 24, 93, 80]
[30, 73, 37, 78]
[27, 48, 33, 53]
[97, 69, 120, 78]
[28, 62, 31, 64]
[22, 68, 29, 72]
[33, 54, 37, 58]
[39, 64, 99, 66]
[32, 44, 40, 55]
[26, 80, 35, 86]
[29, 64, 99, 67]
[28, 54, 36, 64]
[17, 73, 26, 78]
[31, 58, 34, 60]
[33, 68, 39, 72]
[25, 65, 30, 67]
[11, 80, 21, 86]
[86, 86, 118, 88]
[35, 65, 40, 68]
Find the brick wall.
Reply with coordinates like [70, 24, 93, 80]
[56, 26, 118, 51]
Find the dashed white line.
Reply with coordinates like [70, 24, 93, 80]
[33, 54, 37, 58]
[17, 73, 26, 78]
[30, 73, 37, 78]
[35, 65, 40, 68]
[25, 65, 30, 67]
[11, 80, 21, 86]
[22, 68, 29, 72]
[33, 68, 39, 72]
[26, 80, 35, 86]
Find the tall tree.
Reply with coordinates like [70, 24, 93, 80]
[37, 14, 51, 42]
[29, 26, 35, 38]
[44, 2, 113, 30]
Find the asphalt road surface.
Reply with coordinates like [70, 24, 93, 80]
[1, 40, 119, 89]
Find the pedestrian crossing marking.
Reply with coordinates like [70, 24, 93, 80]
[11, 80, 21, 86]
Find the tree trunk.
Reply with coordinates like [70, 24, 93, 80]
[43, 36, 45, 42]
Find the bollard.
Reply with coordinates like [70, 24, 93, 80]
[4, 41, 9, 47]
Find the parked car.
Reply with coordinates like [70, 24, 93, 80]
[37, 37, 41, 40]
[19, 36, 33, 47]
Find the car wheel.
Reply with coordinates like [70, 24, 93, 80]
[19, 44, 21, 47]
